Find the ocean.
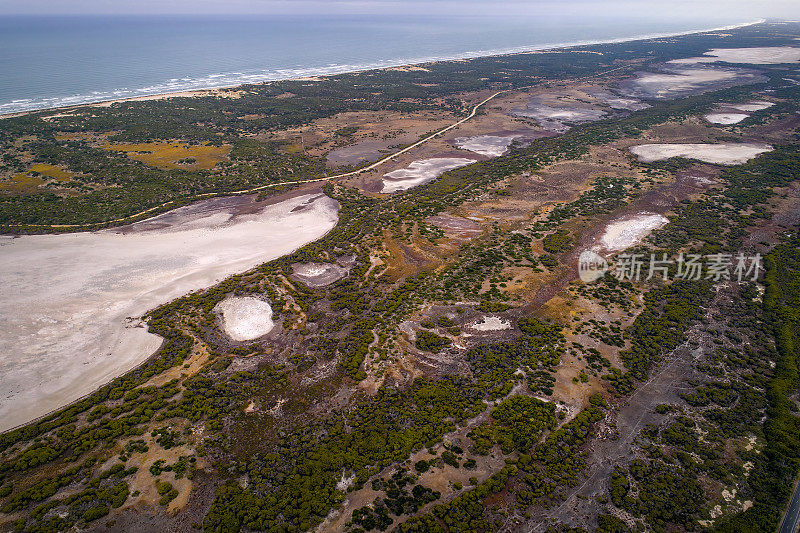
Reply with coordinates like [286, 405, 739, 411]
[0, 13, 758, 114]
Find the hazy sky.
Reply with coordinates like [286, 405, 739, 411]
[1, 0, 798, 18]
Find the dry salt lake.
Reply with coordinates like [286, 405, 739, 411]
[629, 143, 773, 165]
[0, 192, 339, 431]
[382, 157, 477, 193]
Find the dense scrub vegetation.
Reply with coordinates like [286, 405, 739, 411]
[713, 236, 800, 532]
[596, 143, 800, 531]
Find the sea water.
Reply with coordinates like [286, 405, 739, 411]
[0, 13, 757, 114]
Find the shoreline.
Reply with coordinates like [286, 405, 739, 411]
[0, 18, 766, 119]
[2, 64, 634, 233]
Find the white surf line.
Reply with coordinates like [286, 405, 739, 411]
[7, 66, 630, 230]
[0, 19, 762, 118]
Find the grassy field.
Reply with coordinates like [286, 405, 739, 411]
[101, 141, 231, 170]
[0, 173, 45, 193]
[0, 164, 73, 193]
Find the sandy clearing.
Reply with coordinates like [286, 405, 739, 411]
[704, 112, 750, 124]
[669, 46, 800, 65]
[296, 264, 330, 276]
[629, 143, 773, 165]
[215, 296, 274, 341]
[470, 316, 512, 331]
[427, 214, 483, 239]
[0, 193, 339, 432]
[598, 213, 669, 252]
[382, 157, 476, 193]
[290, 262, 349, 287]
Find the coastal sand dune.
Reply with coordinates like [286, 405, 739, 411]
[0, 193, 339, 432]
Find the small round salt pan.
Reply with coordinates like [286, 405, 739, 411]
[299, 265, 328, 276]
[599, 213, 669, 252]
[214, 296, 274, 341]
[471, 316, 511, 331]
[291, 262, 348, 287]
